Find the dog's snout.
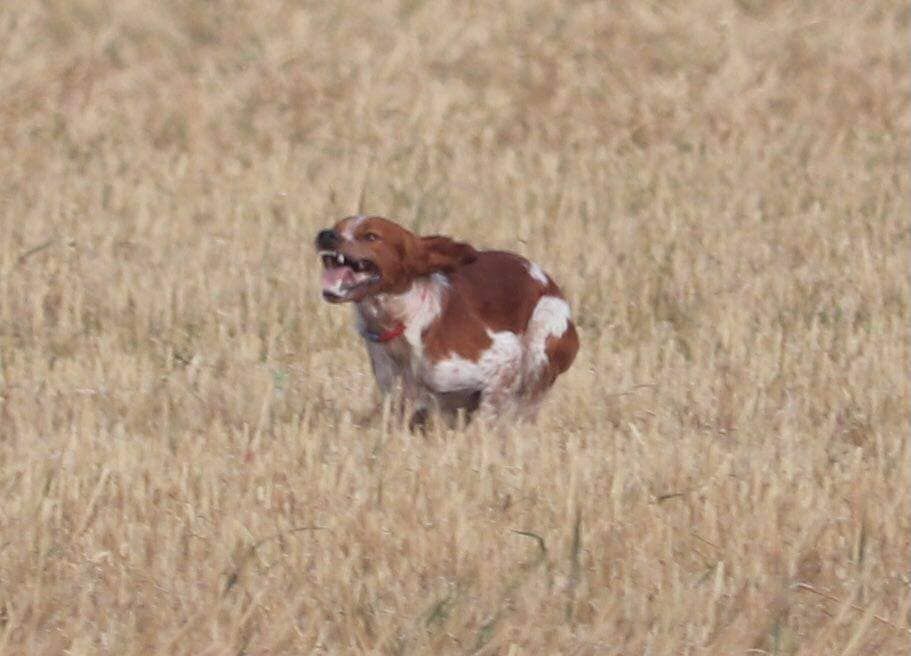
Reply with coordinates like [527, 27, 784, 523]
[316, 229, 339, 250]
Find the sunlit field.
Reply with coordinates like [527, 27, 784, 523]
[0, 1, 908, 654]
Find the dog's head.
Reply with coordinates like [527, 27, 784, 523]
[315, 216, 477, 303]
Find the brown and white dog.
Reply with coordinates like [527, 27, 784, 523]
[316, 216, 578, 428]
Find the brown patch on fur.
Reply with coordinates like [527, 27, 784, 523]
[333, 216, 417, 294]
[547, 322, 579, 376]
[450, 251, 547, 333]
[421, 251, 556, 362]
[422, 285, 493, 362]
[412, 235, 477, 276]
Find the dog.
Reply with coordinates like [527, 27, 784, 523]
[315, 216, 578, 429]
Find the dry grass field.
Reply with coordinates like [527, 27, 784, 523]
[0, 1, 908, 654]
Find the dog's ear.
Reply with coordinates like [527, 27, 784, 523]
[410, 235, 478, 275]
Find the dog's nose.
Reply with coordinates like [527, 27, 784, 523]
[316, 229, 339, 250]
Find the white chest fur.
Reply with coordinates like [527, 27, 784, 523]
[356, 274, 447, 388]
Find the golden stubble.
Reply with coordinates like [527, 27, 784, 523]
[0, 1, 907, 654]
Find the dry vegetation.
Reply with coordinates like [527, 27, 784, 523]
[0, 0, 908, 654]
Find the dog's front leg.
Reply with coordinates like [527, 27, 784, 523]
[360, 341, 402, 423]
[365, 341, 428, 429]
[400, 375, 432, 433]
[366, 341, 400, 394]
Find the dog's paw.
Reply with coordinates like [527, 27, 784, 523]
[408, 408, 429, 434]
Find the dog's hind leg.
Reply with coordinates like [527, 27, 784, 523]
[520, 316, 579, 418]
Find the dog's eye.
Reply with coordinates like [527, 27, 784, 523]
[362, 232, 380, 242]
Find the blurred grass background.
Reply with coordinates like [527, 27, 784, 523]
[0, 1, 908, 654]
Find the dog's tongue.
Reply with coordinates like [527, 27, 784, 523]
[322, 266, 356, 292]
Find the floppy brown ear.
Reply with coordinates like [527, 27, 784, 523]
[411, 235, 478, 275]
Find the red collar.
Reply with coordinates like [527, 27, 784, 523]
[362, 322, 405, 343]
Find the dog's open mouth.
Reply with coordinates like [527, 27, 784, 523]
[319, 251, 380, 302]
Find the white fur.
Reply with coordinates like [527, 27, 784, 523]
[342, 215, 366, 240]
[527, 261, 549, 285]
[357, 273, 447, 365]
[402, 273, 449, 362]
[426, 330, 523, 394]
[524, 295, 572, 376]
